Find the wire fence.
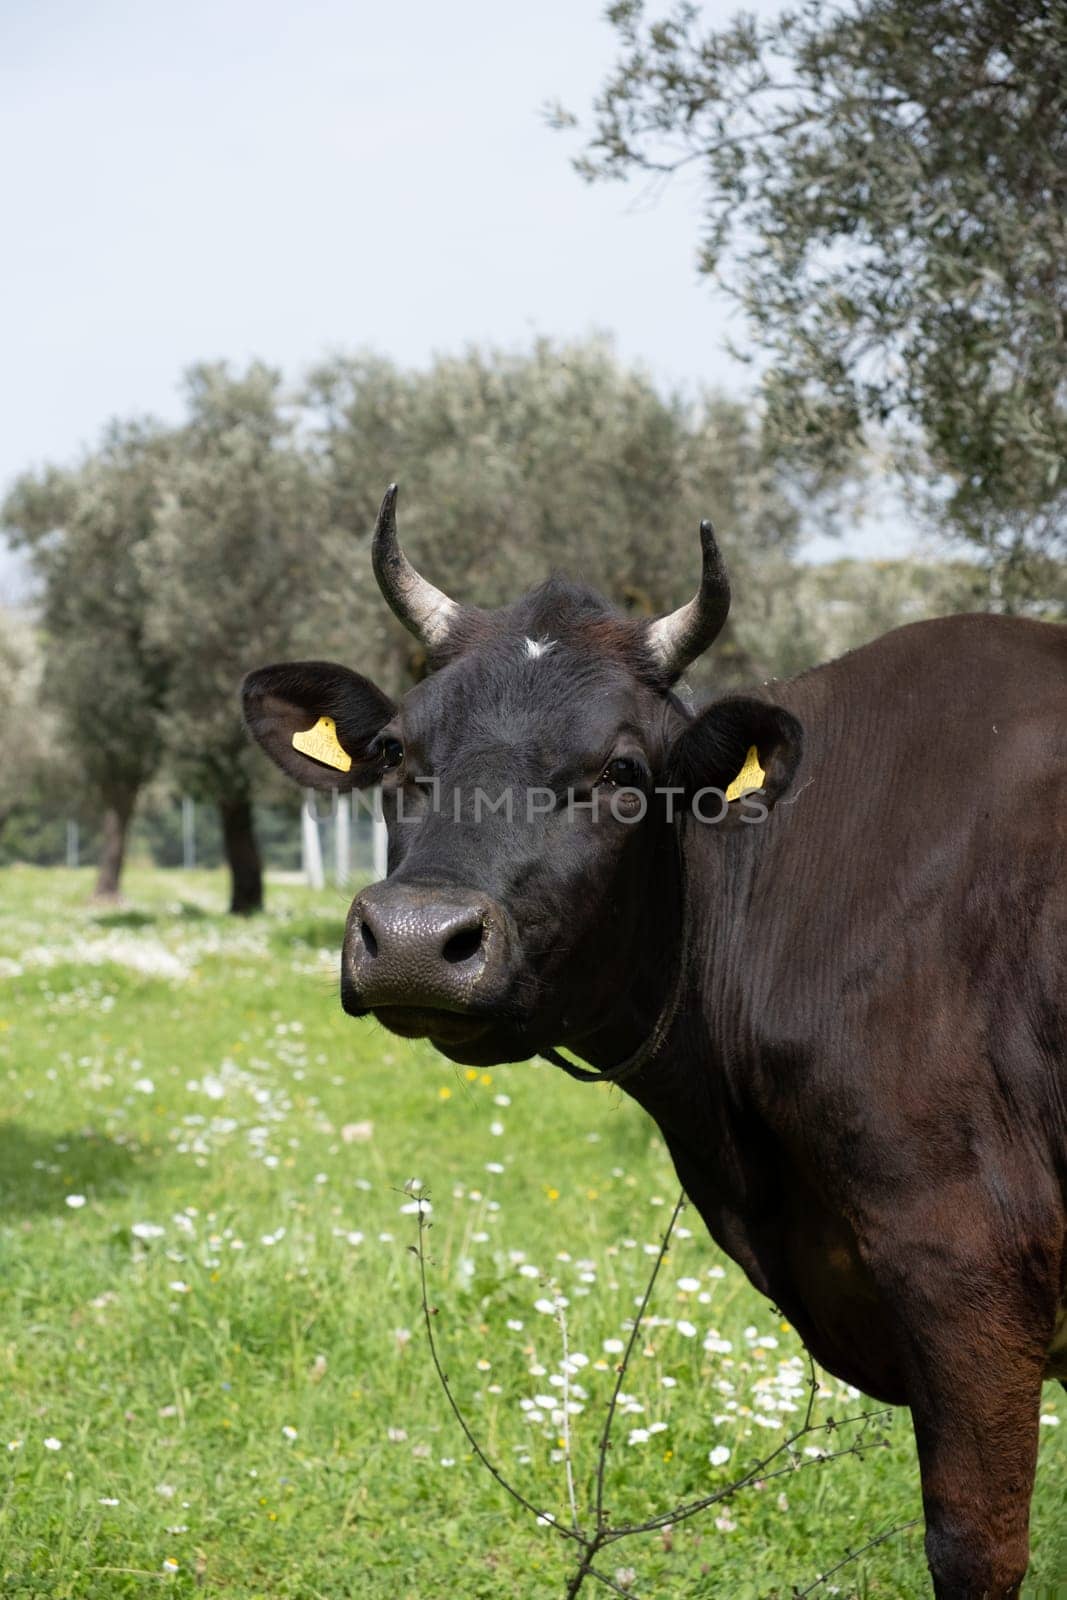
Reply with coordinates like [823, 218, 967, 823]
[6, 791, 387, 887]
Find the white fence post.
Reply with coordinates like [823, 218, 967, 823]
[301, 791, 325, 890]
[372, 794, 388, 881]
[335, 792, 351, 887]
[181, 796, 196, 870]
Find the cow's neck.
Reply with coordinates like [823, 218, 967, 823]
[623, 815, 801, 1298]
[559, 817, 707, 1077]
[571, 814, 764, 1075]
[545, 813, 791, 1298]
[543, 828, 678, 1075]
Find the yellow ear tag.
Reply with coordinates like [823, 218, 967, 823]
[291, 715, 352, 773]
[724, 745, 765, 802]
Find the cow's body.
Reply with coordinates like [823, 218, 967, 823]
[244, 488, 1066, 1597]
[638, 613, 1067, 1407]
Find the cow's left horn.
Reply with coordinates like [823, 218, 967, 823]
[371, 484, 459, 649]
[645, 520, 730, 678]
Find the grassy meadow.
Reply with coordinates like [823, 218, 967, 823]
[1, 866, 1064, 1599]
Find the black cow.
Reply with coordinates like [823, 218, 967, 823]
[243, 486, 1066, 1599]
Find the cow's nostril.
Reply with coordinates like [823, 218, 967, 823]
[360, 921, 379, 958]
[442, 924, 484, 964]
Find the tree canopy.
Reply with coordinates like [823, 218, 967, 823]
[555, 0, 1067, 594]
[141, 362, 326, 912]
[0, 608, 55, 836]
[304, 338, 801, 690]
[2, 422, 173, 895]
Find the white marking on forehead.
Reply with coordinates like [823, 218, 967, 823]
[523, 636, 556, 660]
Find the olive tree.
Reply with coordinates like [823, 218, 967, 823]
[2, 424, 172, 898]
[142, 361, 328, 913]
[555, 0, 1067, 604]
[304, 337, 801, 693]
[0, 609, 56, 841]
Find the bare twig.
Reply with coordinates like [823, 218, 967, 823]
[410, 1195, 586, 1546]
[412, 1185, 913, 1599]
[595, 1193, 687, 1533]
[608, 1387, 894, 1540]
[557, 1296, 581, 1533]
[792, 1517, 923, 1597]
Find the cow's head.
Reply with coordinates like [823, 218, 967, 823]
[242, 486, 801, 1067]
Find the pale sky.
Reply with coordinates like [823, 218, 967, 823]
[0, 0, 918, 597]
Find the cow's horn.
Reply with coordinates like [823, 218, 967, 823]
[645, 519, 730, 677]
[371, 483, 459, 649]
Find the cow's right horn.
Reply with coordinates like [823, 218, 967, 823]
[371, 484, 459, 650]
[644, 520, 730, 679]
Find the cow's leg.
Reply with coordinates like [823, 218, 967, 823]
[902, 1318, 1044, 1599]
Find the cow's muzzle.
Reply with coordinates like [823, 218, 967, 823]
[341, 882, 512, 1024]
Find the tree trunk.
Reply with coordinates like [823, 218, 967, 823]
[93, 792, 136, 902]
[220, 795, 263, 915]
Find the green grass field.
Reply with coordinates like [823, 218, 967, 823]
[1, 867, 1064, 1598]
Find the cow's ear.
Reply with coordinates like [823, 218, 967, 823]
[241, 660, 397, 791]
[667, 696, 803, 813]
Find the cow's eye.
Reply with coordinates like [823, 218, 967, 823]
[377, 737, 404, 771]
[599, 756, 644, 789]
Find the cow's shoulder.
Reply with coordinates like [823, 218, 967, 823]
[766, 612, 1065, 810]
[720, 612, 1065, 1066]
